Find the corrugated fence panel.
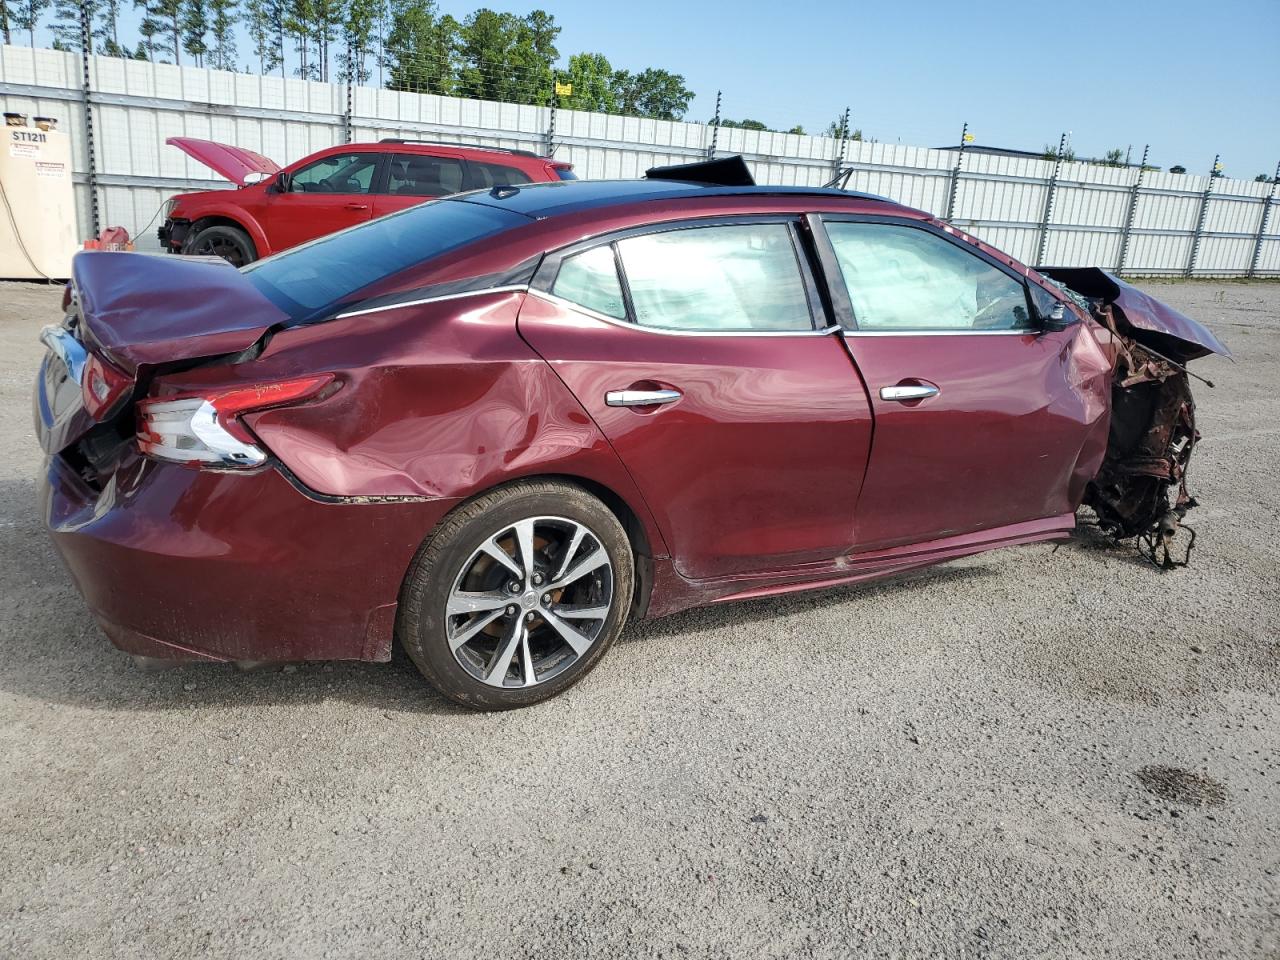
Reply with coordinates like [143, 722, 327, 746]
[1, 45, 1275, 272]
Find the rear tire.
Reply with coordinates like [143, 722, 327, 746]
[182, 224, 257, 266]
[397, 481, 634, 710]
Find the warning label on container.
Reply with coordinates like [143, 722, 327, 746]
[9, 142, 39, 159]
[35, 161, 66, 178]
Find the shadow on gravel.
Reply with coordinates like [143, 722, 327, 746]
[1057, 522, 1161, 569]
[0, 475, 993, 715]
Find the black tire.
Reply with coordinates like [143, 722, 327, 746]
[182, 223, 257, 266]
[397, 481, 634, 710]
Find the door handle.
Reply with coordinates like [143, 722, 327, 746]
[344, 202, 369, 210]
[880, 383, 940, 402]
[606, 388, 682, 407]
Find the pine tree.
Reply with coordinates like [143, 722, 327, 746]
[94, 0, 126, 56]
[243, 0, 283, 75]
[336, 0, 376, 83]
[11, 0, 51, 46]
[2, 0, 11, 45]
[181, 0, 209, 66]
[284, 0, 313, 78]
[207, 0, 236, 69]
[382, 0, 457, 94]
[50, 0, 95, 52]
[136, 0, 182, 64]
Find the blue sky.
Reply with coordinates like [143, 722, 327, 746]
[34, 0, 1280, 176]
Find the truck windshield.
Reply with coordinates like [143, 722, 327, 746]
[243, 198, 527, 321]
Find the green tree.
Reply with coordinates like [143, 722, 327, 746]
[561, 51, 614, 112]
[1102, 147, 1125, 167]
[284, 0, 313, 77]
[824, 117, 862, 140]
[719, 118, 769, 131]
[336, 0, 377, 82]
[382, 0, 458, 93]
[308, 0, 341, 80]
[456, 8, 558, 105]
[94, 0, 127, 55]
[1, 0, 11, 45]
[50, 0, 94, 52]
[11, 0, 51, 46]
[181, 0, 208, 65]
[610, 67, 692, 120]
[207, 0, 236, 69]
[243, 0, 284, 75]
[136, 0, 183, 64]
[786, 124, 805, 136]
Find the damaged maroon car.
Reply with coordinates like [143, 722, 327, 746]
[33, 161, 1228, 709]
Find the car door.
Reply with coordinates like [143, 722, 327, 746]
[372, 152, 468, 218]
[816, 216, 1111, 552]
[517, 217, 875, 581]
[264, 150, 382, 251]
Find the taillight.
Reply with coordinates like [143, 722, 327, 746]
[82, 353, 133, 420]
[137, 374, 335, 468]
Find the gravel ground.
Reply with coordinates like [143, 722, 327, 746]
[0, 279, 1276, 959]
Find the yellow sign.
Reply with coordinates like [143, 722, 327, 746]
[963, 132, 975, 143]
[555, 82, 573, 97]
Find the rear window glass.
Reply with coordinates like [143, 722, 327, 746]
[243, 199, 524, 320]
[555, 168, 578, 181]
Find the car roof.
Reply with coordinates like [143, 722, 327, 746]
[454, 179, 894, 220]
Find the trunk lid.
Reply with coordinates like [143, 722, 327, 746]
[1039, 267, 1230, 361]
[35, 252, 289, 461]
[166, 136, 281, 187]
[72, 251, 289, 373]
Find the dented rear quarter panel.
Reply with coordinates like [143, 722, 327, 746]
[159, 290, 671, 559]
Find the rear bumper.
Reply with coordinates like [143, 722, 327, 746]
[40, 452, 455, 663]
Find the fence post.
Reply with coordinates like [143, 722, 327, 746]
[342, 70, 353, 144]
[944, 121, 967, 222]
[1035, 132, 1067, 267]
[545, 98, 557, 156]
[706, 90, 721, 159]
[1185, 154, 1218, 278]
[1247, 160, 1280, 278]
[78, 0, 100, 237]
[1115, 143, 1149, 275]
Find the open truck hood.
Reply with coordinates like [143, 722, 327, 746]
[166, 136, 281, 187]
[1039, 267, 1230, 362]
[72, 252, 288, 372]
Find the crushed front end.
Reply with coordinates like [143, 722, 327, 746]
[1040, 268, 1230, 569]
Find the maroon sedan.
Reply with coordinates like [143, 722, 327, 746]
[34, 165, 1227, 709]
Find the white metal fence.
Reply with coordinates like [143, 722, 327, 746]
[2, 44, 1278, 276]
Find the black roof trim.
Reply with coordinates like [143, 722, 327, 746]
[645, 155, 755, 187]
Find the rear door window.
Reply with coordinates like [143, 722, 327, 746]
[552, 246, 627, 319]
[466, 161, 535, 190]
[385, 155, 466, 197]
[614, 223, 814, 332]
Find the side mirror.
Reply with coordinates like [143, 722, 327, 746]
[1040, 300, 1073, 331]
[242, 171, 271, 187]
[272, 171, 292, 193]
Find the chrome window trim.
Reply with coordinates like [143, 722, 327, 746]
[530, 290, 841, 338]
[335, 284, 530, 319]
[840, 328, 1037, 338]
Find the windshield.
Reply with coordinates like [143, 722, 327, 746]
[243, 198, 527, 320]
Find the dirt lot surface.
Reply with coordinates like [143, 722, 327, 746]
[0, 280, 1276, 959]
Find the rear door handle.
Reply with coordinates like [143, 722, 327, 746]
[880, 383, 940, 402]
[606, 388, 682, 407]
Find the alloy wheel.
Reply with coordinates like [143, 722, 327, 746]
[445, 516, 615, 688]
